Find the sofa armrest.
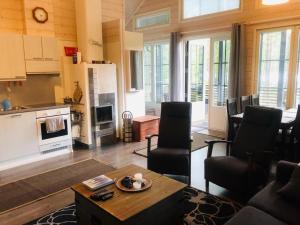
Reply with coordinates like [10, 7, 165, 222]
[276, 161, 298, 185]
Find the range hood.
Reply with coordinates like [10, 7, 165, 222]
[25, 60, 60, 75]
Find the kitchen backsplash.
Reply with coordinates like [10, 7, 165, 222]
[0, 75, 61, 106]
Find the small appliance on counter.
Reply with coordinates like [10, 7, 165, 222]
[1, 99, 12, 111]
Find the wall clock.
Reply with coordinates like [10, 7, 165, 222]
[32, 7, 48, 23]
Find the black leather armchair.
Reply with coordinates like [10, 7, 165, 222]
[205, 106, 282, 194]
[146, 102, 192, 185]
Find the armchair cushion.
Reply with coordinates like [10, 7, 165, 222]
[205, 156, 267, 193]
[148, 147, 190, 176]
[225, 206, 287, 225]
[277, 164, 300, 203]
[249, 181, 300, 225]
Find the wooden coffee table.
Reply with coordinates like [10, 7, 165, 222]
[72, 164, 187, 225]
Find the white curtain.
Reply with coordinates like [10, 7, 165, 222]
[170, 32, 185, 101]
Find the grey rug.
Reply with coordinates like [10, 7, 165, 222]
[134, 133, 221, 158]
[0, 159, 114, 214]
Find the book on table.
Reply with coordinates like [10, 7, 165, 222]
[82, 175, 114, 191]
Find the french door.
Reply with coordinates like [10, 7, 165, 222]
[184, 33, 231, 132]
[208, 35, 231, 132]
[185, 38, 210, 122]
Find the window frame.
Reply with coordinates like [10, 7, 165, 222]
[143, 40, 171, 105]
[133, 8, 171, 31]
[254, 25, 299, 109]
[179, 0, 242, 22]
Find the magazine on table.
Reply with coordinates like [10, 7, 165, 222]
[82, 175, 114, 191]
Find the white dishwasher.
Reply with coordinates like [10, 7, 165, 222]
[0, 111, 39, 162]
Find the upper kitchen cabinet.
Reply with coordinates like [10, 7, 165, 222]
[0, 34, 26, 81]
[23, 35, 60, 75]
[23, 36, 59, 61]
[23, 35, 43, 60]
[42, 37, 59, 61]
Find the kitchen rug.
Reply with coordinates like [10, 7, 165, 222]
[0, 159, 114, 214]
[133, 133, 221, 158]
[25, 187, 242, 225]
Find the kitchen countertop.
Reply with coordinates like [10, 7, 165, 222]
[0, 103, 71, 115]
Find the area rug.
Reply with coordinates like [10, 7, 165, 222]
[25, 187, 242, 225]
[0, 159, 114, 214]
[183, 187, 242, 225]
[133, 133, 221, 158]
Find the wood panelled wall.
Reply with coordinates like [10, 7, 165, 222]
[0, 0, 125, 42]
[0, 0, 77, 41]
[102, 0, 124, 22]
[0, 0, 24, 34]
[129, 0, 300, 95]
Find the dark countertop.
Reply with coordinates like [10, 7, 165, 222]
[0, 103, 71, 116]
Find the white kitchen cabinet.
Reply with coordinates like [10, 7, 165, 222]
[0, 112, 39, 162]
[23, 35, 60, 74]
[42, 37, 59, 61]
[23, 35, 59, 61]
[23, 35, 43, 60]
[0, 34, 26, 80]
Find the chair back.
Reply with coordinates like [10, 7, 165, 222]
[251, 94, 259, 106]
[240, 96, 251, 113]
[292, 105, 300, 142]
[157, 102, 192, 149]
[226, 98, 238, 118]
[231, 106, 282, 166]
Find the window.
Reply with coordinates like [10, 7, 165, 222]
[135, 9, 170, 30]
[213, 39, 231, 106]
[182, 0, 240, 19]
[295, 31, 300, 105]
[262, 0, 289, 5]
[257, 29, 291, 108]
[144, 42, 170, 115]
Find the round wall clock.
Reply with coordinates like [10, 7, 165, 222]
[32, 7, 48, 23]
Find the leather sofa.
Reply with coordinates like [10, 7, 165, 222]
[225, 161, 300, 225]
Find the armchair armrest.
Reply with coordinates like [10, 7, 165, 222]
[146, 134, 159, 154]
[276, 161, 298, 185]
[206, 140, 232, 158]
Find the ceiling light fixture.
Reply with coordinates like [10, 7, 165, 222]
[262, 0, 289, 5]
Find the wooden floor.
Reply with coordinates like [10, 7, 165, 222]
[0, 139, 233, 225]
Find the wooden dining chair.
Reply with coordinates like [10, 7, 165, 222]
[288, 105, 300, 161]
[240, 96, 252, 113]
[251, 94, 260, 106]
[226, 98, 238, 154]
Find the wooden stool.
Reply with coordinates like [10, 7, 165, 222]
[133, 115, 160, 141]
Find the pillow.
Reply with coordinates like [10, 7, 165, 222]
[278, 164, 300, 203]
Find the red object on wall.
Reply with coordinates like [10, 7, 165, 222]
[64, 47, 78, 56]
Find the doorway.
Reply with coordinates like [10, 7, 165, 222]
[184, 34, 231, 134]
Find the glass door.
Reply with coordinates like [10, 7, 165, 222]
[208, 35, 231, 132]
[185, 38, 210, 124]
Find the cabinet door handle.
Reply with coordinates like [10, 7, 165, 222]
[10, 114, 22, 118]
[33, 57, 44, 60]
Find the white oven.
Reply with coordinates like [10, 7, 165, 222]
[36, 107, 72, 152]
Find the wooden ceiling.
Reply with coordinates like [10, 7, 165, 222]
[125, 0, 145, 25]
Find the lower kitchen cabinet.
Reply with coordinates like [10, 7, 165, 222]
[0, 112, 39, 162]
